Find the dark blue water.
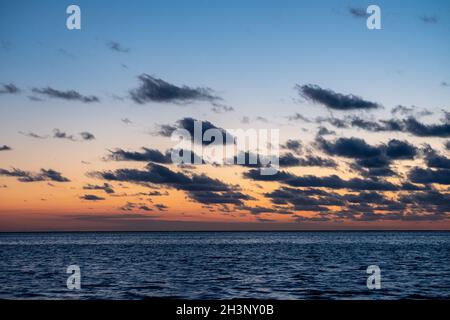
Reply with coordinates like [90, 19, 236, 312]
[0, 232, 449, 299]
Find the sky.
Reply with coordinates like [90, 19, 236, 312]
[0, 0, 449, 231]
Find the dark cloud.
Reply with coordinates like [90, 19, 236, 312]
[32, 87, 100, 103]
[121, 118, 132, 124]
[403, 117, 450, 137]
[317, 126, 336, 136]
[119, 202, 153, 212]
[278, 153, 336, 168]
[154, 204, 168, 211]
[80, 194, 105, 201]
[423, 147, 450, 169]
[18, 131, 48, 139]
[316, 137, 382, 159]
[385, 139, 417, 160]
[281, 139, 302, 153]
[298, 155, 337, 168]
[265, 187, 342, 212]
[408, 167, 450, 185]
[287, 113, 312, 122]
[0, 168, 70, 182]
[391, 105, 414, 116]
[0, 145, 12, 151]
[211, 104, 234, 113]
[317, 137, 417, 162]
[189, 190, 253, 205]
[92, 163, 251, 206]
[107, 148, 172, 163]
[52, 129, 95, 142]
[53, 129, 76, 141]
[106, 147, 203, 165]
[297, 84, 380, 110]
[0, 83, 20, 94]
[130, 74, 221, 105]
[321, 115, 450, 137]
[83, 183, 115, 194]
[80, 132, 95, 141]
[157, 117, 234, 145]
[348, 7, 368, 18]
[420, 15, 438, 23]
[107, 41, 130, 53]
[445, 141, 450, 150]
[244, 169, 399, 191]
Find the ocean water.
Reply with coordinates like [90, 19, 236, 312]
[0, 231, 449, 300]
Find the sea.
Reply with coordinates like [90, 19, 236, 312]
[0, 231, 449, 300]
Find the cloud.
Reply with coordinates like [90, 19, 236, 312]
[80, 132, 95, 141]
[423, 146, 450, 169]
[188, 190, 253, 205]
[121, 118, 132, 124]
[106, 147, 203, 165]
[408, 167, 450, 185]
[244, 168, 400, 191]
[154, 204, 168, 211]
[52, 129, 95, 142]
[278, 153, 336, 168]
[130, 74, 221, 105]
[316, 137, 382, 159]
[106, 41, 130, 53]
[0, 83, 20, 94]
[0, 168, 70, 182]
[281, 139, 302, 154]
[391, 105, 414, 116]
[317, 126, 336, 136]
[157, 117, 234, 145]
[420, 15, 438, 24]
[297, 84, 380, 110]
[385, 139, 417, 160]
[348, 7, 368, 18]
[0, 145, 12, 151]
[403, 117, 450, 137]
[211, 104, 234, 113]
[18, 131, 48, 139]
[320, 115, 450, 137]
[80, 194, 105, 201]
[32, 87, 100, 103]
[445, 141, 450, 150]
[91, 163, 251, 206]
[107, 148, 172, 163]
[287, 113, 312, 122]
[119, 202, 153, 212]
[53, 129, 76, 141]
[83, 183, 115, 194]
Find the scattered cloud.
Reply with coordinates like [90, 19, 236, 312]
[0, 168, 70, 183]
[130, 74, 222, 105]
[348, 7, 368, 18]
[32, 87, 100, 103]
[420, 15, 438, 24]
[83, 183, 115, 194]
[80, 194, 105, 201]
[106, 41, 130, 53]
[0, 83, 20, 95]
[296, 84, 380, 110]
[0, 145, 12, 151]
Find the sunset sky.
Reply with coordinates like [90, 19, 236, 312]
[1, 0, 449, 231]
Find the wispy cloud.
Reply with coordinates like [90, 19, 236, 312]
[32, 87, 100, 103]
